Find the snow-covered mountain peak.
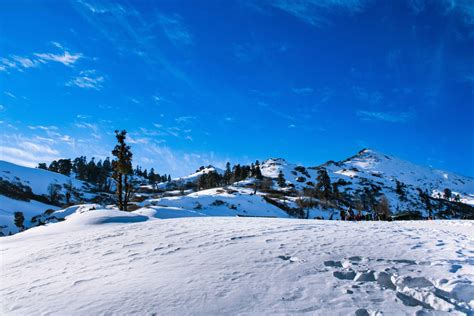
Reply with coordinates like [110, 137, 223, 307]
[260, 158, 294, 179]
[175, 165, 224, 182]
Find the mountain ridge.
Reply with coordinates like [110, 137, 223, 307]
[1, 148, 473, 235]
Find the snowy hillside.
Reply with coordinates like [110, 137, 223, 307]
[325, 149, 474, 204]
[140, 187, 290, 218]
[258, 149, 474, 218]
[0, 160, 88, 196]
[0, 160, 92, 235]
[261, 150, 473, 200]
[1, 211, 472, 315]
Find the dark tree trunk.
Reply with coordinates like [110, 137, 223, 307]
[123, 175, 129, 212]
[117, 174, 123, 210]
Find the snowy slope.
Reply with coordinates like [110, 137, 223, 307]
[259, 149, 474, 217]
[140, 187, 290, 218]
[0, 160, 87, 196]
[326, 149, 473, 199]
[0, 160, 93, 235]
[0, 195, 60, 235]
[1, 212, 472, 315]
[323, 149, 474, 213]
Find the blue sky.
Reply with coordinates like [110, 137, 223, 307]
[0, 0, 473, 177]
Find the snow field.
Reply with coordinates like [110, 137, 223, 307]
[1, 213, 472, 315]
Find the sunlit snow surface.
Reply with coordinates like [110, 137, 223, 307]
[1, 211, 473, 315]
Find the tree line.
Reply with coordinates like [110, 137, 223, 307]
[37, 151, 171, 192]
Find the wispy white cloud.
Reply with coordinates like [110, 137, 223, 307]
[4, 91, 16, 98]
[352, 86, 383, 105]
[357, 110, 413, 123]
[66, 70, 104, 90]
[130, 98, 140, 104]
[138, 142, 228, 177]
[408, 0, 474, 25]
[175, 116, 196, 123]
[0, 134, 61, 167]
[268, 0, 369, 27]
[71, 0, 198, 92]
[28, 125, 58, 131]
[407, 0, 426, 14]
[127, 135, 150, 145]
[75, 122, 99, 133]
[292, 87, 314, 95]
[34, 51, 82, 66]
[159, 14, 193, 46]
[11, 56, 40, 68]
[1, 44, 82, 72]
[76, 0, 132, 15]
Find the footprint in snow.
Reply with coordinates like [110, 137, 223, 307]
[449, 264, 462, 273]
[324, 260, 343, 268]
[333, 270, 356, 280]
[278, 255, 303, 263]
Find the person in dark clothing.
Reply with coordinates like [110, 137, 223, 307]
[340, 210, 346, 221]
[347, 207, 355, 220]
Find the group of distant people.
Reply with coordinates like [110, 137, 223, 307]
[338, 207, 378, 221]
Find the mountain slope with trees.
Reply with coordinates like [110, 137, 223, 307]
[1, 144, 473, 235]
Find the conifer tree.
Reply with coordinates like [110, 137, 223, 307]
[254, 164, 263, 180]
[112, 130, 133, 211]
[277, 170, 286, 187]
[148, 168, 157, 188]
[57, 159, 72, 176]
[418, 189, 433, 218]
[234, 164, 243, 182]
[37, 163, 48, 170]
[443, 188, 452, 201]
[316, 169, 332, 200]
[14, 211, 25, 232]
[224, 162, 232, 185]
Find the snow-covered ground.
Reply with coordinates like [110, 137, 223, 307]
[1, 211, 472, 315]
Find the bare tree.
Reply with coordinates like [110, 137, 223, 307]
[375, 195, 391, 220]
[47, 183, 61, 204]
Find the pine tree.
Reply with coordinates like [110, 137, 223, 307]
[316, 169, 332, 200]
[14, 212, 25, 232]
[454, 194, 461, 203]
[232, 164, 242, 183]
[254, 165, 263, 180]
[443, 188, 452, 201]
[277, 170, 286, 187]
[48, 160, 59, 173]
[57, 159, 72, 176]
[418, 189, 433, 218]
[395, 180, 406, 201]
[224, 162, 232, 185]
[37, 163, 48, 170]
[148, 168, 157, 188]
[112, 130, 133, 211]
